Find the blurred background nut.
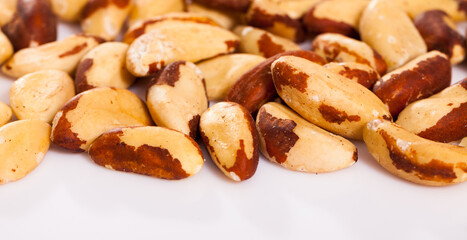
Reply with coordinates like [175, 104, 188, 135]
[461, 137, 467, 147]
[373, 51, 451, 118]
[51, 87, 152, 152]
[414, 10, 466, 65]
[2, 0, 57, 51]
[0, 119, 51, 185]
[391, 0, 467, 21]
[200, 102, 259, 181]
[0, 0, 17, 26]
[193, 0, 251, 12]
[147, 61, 208, 139]
[50, 0, 88, 22]
[0, 101, 12, 127]
[89, 126, 204, 180]
[226, 50, 326, 113]
[233, 26, 301, 58]
[311, 33, 387, 76]
[126, 22, 239, 77]
[256, 102, 357, 173]
[359, 0, 427, 71]
[303, 0, 369, 39]
[396, 79, 467, 143]
[363, 119, 467, 186]
[0, 30, 13, 65]
[10, 70, 75, 123]
[197, 53, 265, 100]
[187, 2, 243, 29]
[75, 42, 135, 93]
[323, 62, 380, 89]
[129, 0, 185, 26]
[1, 34, 104, 78]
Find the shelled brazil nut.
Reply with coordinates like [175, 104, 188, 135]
[0, 30, 13, 65]
[49, 0, 88, 22]
[323, 62, 380, 89]
[128, 0, 185, 26]
[187, 2, 243, 29]
[0, 0, 17, 26]
[0, 102, 12, 127]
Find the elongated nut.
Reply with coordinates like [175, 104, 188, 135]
[257, 102, 357, 173]
[50, 0, 88, 22]
[2, 34, 104, 78]
[0, 102, 12, 127]
[200, 102, 259, 181]
[396, 79, 467, 143]
[75, 42, 135, 93]
[303, 0, 369, 39]
[359, 0, 427, 71]
[2, 0, 57, 51]
[246, 0, 319, 42]
[126, 21, 238, 77]
[0, 119, 51, 185]
[187, 3, 242, 30]
[147, 61, 208, 139]
[226, 50, 326, 113]
[198, 53, 265, 100]
[272, 56, 391, 140]
[233, 26, 301, 58]
[363, 119, 467, 186]
[129, 0, 184, 26]
[193, 0, 251, 12]
[0, 0, 17, 26]
[324, 62, 380, 89]
[81, 0, 133, 41]
[10, 70, 75, 123]
[51, 87, 152, 152]
[124, 12, 218, 44]
[414, 10, 466, 65]
[311, 33, 387, 76]
[373, 51, 451, 118]
[0, 30, 13, 65]
[89, 126, 204, 180]
[392, 0, 467, 21]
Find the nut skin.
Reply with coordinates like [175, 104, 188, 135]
[2, 0, 57, 51]
[396, 78, 467, 143]
[324, 62, 380, 89]
[0, 30, 13, 65]
[129, 0, 185, 26]
[0, 119, 51, 185]
[147, 61, 208, 139]
[75, 42, 135, 93]
[0, 101, 12, 127]
[271, 56, 391, 140]
[233, 25, 301, 58]
[1, 34, 104, 79]
[123, 12, 218, 44]
[373, 51, 451, 118]
[88, 126, 204, 180]
[126, 21, 239, 77]
[197, 53, 265, 101]
[226, 50, 326, 113]
[363, 119, 467, 186]
[81, 0, 133, 41]
[193, 0, 251, 12]
[311, 33, 387, 76]
[303, 0, 370, 39]
[359, 0, 427, 71]
[256, 102, 357, 173]
[51, 87, 153, 152]
[200, 102, 259, 181]
[414, 10, 466, 65]
[10, 70, 76, 123]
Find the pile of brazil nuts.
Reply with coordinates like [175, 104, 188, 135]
[0, 0, 466, 186]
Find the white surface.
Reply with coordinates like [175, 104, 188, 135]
[0, 22, 467, 240]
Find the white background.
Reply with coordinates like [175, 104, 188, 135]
[0, 22, 466, 240]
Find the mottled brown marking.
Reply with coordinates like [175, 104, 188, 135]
[188, 114, 200, 140]
[336, 65, 379, 89]
[373, 54, 451, 118]
[448, 103, 454, 106]
[272, 61, 308, 93]
[303, 6, 359, 39]
[257, 33, 285, 58]
[380, 130, 457, 182]
[414, 10, 465, 61]
[460, 78, 467, 90]
[224, 40, 239, 51]
[148, 61, 184, 88]
[417, 102, 467, 142]
[1, 0, 57, 51]
[318, 104, 361, 124]
[82, 0, 131, 19]
[75, 58, 95, 93]
[257, 110, 298, 164]
[59, 43, 88, 58]
[226, 50, 326, 113]
[353, 150, 358, 162]
[457, 162, 467, 172]
[147, 60, 166, 75]
[89, 129, 190, 180]
[372, 50, 388, 76]
[52, 95, 87, 152]
[312, 40, 371, 68]
[193, 0, 251, 12]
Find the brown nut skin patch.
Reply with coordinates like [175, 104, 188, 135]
[225, 50, 326, 113]
[373, 52, 451, 118]
[2, 0, 57, 51]
[193, 0, 251, 12]
[75, 58, 95, 93]
[257, 33, 286, 58]
[318, 104, 361, 124]
[417, 102, 467, 142]
[324, 62, 380, 89]
[81, 0, 132, 19]
[303, 6, 359, 39]
[414, 10, 466, 65]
